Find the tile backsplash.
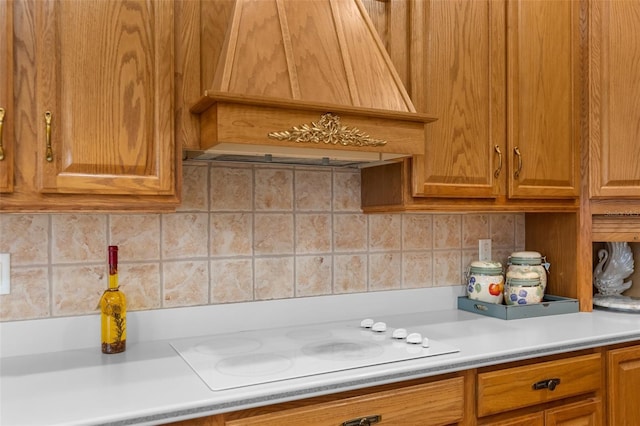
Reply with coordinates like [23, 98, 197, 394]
[0, 162, 525, 321]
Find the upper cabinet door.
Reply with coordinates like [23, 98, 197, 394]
[0, 0, 13, 193]
[35, 0, 175, 195]
[590, 0, 640, 199]
[507, 0, 582, 199]
[414, 0, 505, 198]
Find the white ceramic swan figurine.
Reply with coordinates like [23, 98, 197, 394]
[593, 242, 634, 296]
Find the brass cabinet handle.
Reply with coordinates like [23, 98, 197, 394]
[493, 145, 502, 178]
[0, 107, 5, 161]
[343, 415, 382, 426]
[44, 111, 53, 162]
[533, 378, 561, 391]
[513, 146, 522, 179]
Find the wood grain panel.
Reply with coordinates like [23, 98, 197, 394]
[607, 345, 640, 425]
[545, 398, 602, 426]
[589, 0, 640, 198]
[171, 416, 224, 426]
[176, 0, 202, 151]
[361, 158, 579, 213]
[2, 0, 180, 211]
[362, 0, 584, 209]
[361, 0, 410, 92]
[525, 213, 583, 308]
[36, 0, 175, 195]
[507, 0, 581, 199]
[208, 0, 413, 112]
[416, 0, 504, 198]
[477, 353, 601, 417]
[224, 377, 464, 426]
[482, 412, 544, 426]
[344, 0, 413, 111]
[185, 0, 235, 153]
[0, 0, 13, 193]
[592, 215, 640, 242]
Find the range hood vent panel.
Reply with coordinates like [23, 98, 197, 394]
[191, 0, 436, 164]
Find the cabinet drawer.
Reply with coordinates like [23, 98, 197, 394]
[477, 353, 601, 417]
[225, 377, 464, 426]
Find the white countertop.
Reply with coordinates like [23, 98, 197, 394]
[1, 288, 639, 426]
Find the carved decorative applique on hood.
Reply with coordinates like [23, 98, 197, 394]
[267, 113, 387, 147]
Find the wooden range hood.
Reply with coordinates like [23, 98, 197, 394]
[188, 0, 436, 166]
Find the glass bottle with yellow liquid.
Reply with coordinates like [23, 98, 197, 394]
[100, 245, 126, 354]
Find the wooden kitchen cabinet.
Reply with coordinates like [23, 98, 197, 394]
[589, 0, 640, 200]
[361, 0, 583, 211]
[587, 0, 640, 236]
[477, 352, 602, 426]
[360, 0, 589, 311]
[0, 0, 13, 193]
[477, 353, 601, 417]
[480, 398, 601, 426]
[226, 377, 464, 426]
[410, 0, 505, 200]
[171, 374, 467, 426]
[606, 344, 640, 425]
[35, 0, 175, 196]
[505, 0, 581, 200]
[2, 0, 180, 211]
[583, 1, 640, 315]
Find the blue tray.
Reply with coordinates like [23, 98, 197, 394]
[457, 295, 579, 320]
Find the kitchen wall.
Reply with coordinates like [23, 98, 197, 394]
[0, 162, 525, 322]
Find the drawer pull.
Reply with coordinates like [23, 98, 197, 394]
[493, 145, 503, 178]
[533, 378, 561, 391]
[343, 414, 382, 426]
[0, 107, 5, 160]
[513, 146, 523, 179]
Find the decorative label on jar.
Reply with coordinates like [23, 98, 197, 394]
[504, 275, 544, 305]
[466, 261, 504, 304]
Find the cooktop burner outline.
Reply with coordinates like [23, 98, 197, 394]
[301, 339, 384, 361]
[215, 353, 293, 377]
[194, 337, 262, 356]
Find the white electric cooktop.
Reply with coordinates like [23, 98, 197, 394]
[171, 318, 459, 391]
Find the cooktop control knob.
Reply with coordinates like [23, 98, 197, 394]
[391, 328, 408, 339]
[422, 337, 430, 348]
[406, 332, 422, 344]
[371, 322, 387, 332]
[360, 318, 374, 328]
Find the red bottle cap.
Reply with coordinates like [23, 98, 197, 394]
[108, 246, 118, 274]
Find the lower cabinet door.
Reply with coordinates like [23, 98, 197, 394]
[483, 412, 545, 426]
[481, 398, 601, 426]
[607, 344, 640, 425]
[545, 398, 602, 426]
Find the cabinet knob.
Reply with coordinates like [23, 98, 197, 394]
[532, 378, 561, 391]
[343, 414, 381, 426]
